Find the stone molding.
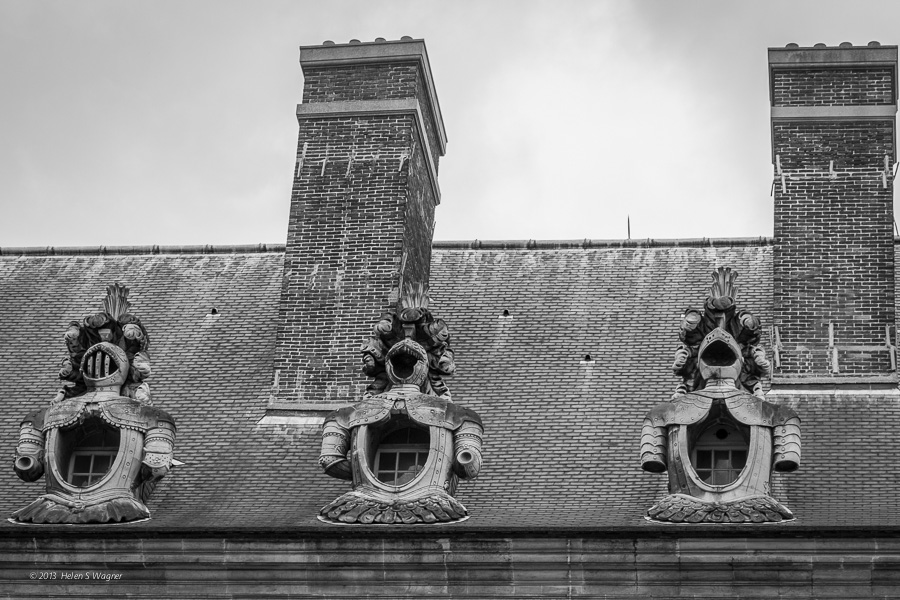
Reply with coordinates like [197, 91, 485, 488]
[768, 45, 899, 68]
[771, 105, 897, 120]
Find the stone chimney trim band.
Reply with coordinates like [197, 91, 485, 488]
[771, 105, 898, 120]
[299, 39, 447, 153]
[295, 98, 441, 204]
[768, 45, 898, 67]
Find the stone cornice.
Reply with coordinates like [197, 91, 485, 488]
[771, 105, 897, 120]
[768, 45, 898, 68]
[296, 98, 441, 204]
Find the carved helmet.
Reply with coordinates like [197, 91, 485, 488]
[384, 337, 429, 388]
[79, 341, 129, 391]
[697, 327, 744, 383]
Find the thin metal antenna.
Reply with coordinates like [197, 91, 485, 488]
[627, 215, 631, 240]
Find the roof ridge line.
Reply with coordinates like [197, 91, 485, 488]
[0, 243, 287, 256]
[432, 237, 775, 250]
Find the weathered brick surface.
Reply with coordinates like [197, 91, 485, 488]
[773, 68, 895, 107]
[274, 58, 439, 406]
[772, 64, 896, 376]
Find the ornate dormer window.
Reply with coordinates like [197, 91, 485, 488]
[640, 268, 801, 523]
[60, 417, 121, 486]
[11, 285, 176, 524]
[690, 405, 750, 486]
[373, 420, 430, 485]
[319, 284, 484, 524]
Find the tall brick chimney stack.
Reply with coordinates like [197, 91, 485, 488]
[272, 38, 446, 412]
[769, 42, 898, 387]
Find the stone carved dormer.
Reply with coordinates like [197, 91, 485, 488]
[641, 269, 801, 523]
[318, 285, 483, 524]
[11, 285, 176, 524]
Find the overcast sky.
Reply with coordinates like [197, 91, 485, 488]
[1, 0, 898, 247]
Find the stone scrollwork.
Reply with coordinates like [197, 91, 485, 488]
[319, 284, 483, 524]
[641, 268, 800, 524]
[11, 284, 176, 524]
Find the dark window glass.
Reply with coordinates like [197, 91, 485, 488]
[691, 420, 749, 486]
[58, 417, 120, 487]
[375, 425, 429, 485]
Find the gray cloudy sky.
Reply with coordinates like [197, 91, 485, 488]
[1, 0, 898, 247]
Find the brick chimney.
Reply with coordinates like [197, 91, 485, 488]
[769, 42, 898, 386]
[272, 38, 446, 413]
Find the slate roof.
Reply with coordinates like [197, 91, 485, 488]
[1, 240, 898, 533]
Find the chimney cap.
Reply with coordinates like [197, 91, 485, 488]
[768, 43, 898, 68]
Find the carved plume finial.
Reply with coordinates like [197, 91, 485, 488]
[400, 282, 430, 310]
[102, 284, 132, 320]
[708, 267, 738, 302]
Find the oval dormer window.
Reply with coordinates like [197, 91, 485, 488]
[689, 405, 750, 486]
[374, 419, 429, 486]
[56, 417, 120, 487]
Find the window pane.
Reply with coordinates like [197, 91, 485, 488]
[712, 470, 732, 486]
[377, 452, 397, 472]
[397, 452, 420, 472]
[72, 454, 92, 473]
[92, 454, 112, 474]
[732, 450, 747, 469]
[696, 469, 711, 483]
[70, 474, 90, 487]
[696, 450, 711, 469]
[713, 451, 731, 471]
[396, 467, 422, 485]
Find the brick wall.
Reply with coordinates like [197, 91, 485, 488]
[770, 45, 897, 379]
[773, 68, 894, 106]
[273, 40, 443, 406]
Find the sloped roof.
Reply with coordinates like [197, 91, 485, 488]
[0, 240, 898, 533]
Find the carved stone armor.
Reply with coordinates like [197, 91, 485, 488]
[319, 289, 483, 524]
[642, 274, 800, 524]
[11, 286, 175, 524]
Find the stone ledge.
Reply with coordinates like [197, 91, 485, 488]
[768, 374, 899, 395]
[257, 401, 350, 427]
[768, 45, 898, 68]
[771, 105, 897, 119]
